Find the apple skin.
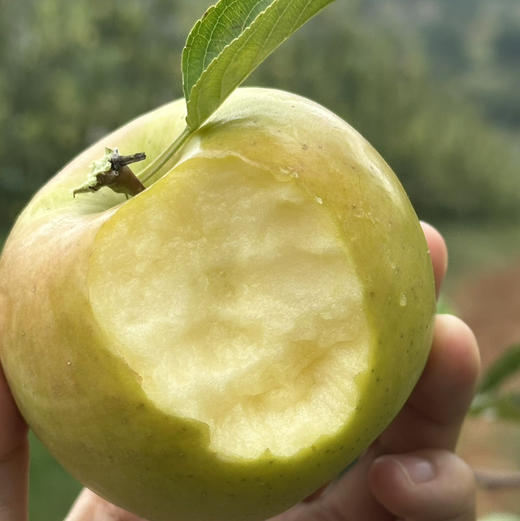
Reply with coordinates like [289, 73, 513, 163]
[0, 88, 435, 521]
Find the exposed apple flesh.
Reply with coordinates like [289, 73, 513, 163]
[0, 88, 435, 521]
[91, 152, 374, 460]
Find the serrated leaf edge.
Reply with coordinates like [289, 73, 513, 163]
[182, 0, 273, 103]
[185, 0, 327, 128]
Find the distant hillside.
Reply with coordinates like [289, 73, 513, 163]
[361, 0, 520, 135]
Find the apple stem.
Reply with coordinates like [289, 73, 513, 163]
[138, 126, 194, 185]
[73, 150, 147, 198]
[474, 468, 520, 490]
[112, 152, 147, 169]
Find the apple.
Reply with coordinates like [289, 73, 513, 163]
[0, 87, 435, 521]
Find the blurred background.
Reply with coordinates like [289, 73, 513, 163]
[1, 0, 519, 519]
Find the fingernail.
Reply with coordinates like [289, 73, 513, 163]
[395, 455, 435, 484]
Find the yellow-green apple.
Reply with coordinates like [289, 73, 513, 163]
[0, 87, 436, 521]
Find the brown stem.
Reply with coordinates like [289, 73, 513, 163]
[474, 469, 520, 490]
[110, 152, 147, 170]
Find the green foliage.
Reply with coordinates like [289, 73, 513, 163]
[435, 294, 456, 315]
[1, 0, 519, 238]
[0, 0, 190, 237]
[471, 344, 520, 422]
[183, 0, 334, 130]
[361, 0, 520, 132]
[29, 432, 82, 521]
[478, 344, 520, 395]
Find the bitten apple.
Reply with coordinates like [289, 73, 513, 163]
[0, 88, 435, 521]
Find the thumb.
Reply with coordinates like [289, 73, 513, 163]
[369, 449, 476, 521]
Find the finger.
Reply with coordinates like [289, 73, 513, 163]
[410, 315, 480, 428]
[377, 314, 481, 453]
[64, 488, 146, 521]
[420, 221, 448, 298]
[0, 366, 29, 521]
[370, 449, 476, 521]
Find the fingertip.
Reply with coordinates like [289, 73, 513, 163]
[420, 221, 448, 297]
[434, 314, 481, 395]
[407, 314, 481, 433]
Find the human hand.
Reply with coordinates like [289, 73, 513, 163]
[0, 223, 480, 521]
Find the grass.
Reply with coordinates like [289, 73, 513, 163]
[29, 432, 82, 521]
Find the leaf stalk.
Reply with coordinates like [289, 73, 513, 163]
[138, 126, 194, 185]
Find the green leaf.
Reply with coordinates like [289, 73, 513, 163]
[471, 343, 520, 423]
[182, 0, 272, 101]
[478, 343, 520, 394]
[470, 392, 520, 422]
[435, 293, 457, 315]
[182, 0, 335, 130]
